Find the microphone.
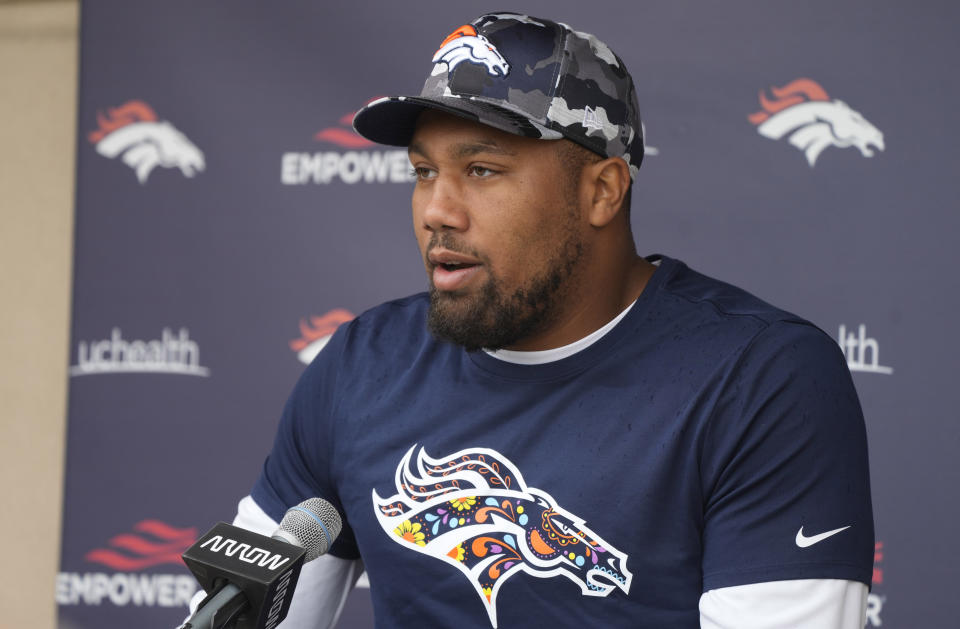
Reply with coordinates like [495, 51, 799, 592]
[179, 498, 342, 629]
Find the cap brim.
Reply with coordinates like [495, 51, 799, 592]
[352, 95, 560, 147]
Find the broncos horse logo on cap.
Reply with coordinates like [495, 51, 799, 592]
[749, 78, 884, 167]
[373, 445, 631, 628]
[432, 25, 509, 77]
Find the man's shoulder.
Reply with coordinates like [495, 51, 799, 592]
[352, 292, 430, 328]
[656, 256, 814, 330]
[301, 292, 434, 380]
[650, 256, 836, 358]
[333, 292, 433, 355]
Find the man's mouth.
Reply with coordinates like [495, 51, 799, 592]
[428, 249, 483, 292]
[437, 260, 479, 272]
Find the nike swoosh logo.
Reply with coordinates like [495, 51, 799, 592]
[795, 525, 851, 548]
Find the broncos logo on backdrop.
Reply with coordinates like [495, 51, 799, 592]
[373, 446, 631, 628]
[88, 100, 206, 184]
[289, 309, 356, 364]
[432, 25, 509, 77]
[748, 78, 884, 167]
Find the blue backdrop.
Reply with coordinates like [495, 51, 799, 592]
[57, 1, 959, 627]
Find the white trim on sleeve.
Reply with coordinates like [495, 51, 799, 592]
[699, 578, 868, 629]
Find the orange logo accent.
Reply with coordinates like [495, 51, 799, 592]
[84, 520, 197, 571]
[313, 112, 374, 148]
[873, 541, 884, 585]
[529, 528, 556, 556]
[437, 25, 477, 52]
[290, 309, 355, 352]
[88, 100, 158, 144]
[748, 78, 829, 125]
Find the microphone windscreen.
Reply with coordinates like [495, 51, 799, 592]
[277, 498, 343, 561]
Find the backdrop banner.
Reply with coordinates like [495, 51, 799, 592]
[58, 1, 959, 627]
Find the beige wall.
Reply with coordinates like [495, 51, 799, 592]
[0, 1, 78, 628]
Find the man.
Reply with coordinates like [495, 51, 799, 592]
[219, 12, 874, 628]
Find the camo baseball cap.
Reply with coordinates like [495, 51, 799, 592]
[353, 12, 644, 179]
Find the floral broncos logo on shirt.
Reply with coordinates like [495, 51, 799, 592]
[373, 445, 632, 627]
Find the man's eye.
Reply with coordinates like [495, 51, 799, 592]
[469, 166, 496, 177]
[411, 167, 437, 180]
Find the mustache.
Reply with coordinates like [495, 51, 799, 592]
[425, 233, 483, 262]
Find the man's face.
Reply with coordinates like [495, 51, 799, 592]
[408, 111, 588, 351]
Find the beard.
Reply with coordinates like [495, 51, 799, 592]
[426, 224, 585, 352]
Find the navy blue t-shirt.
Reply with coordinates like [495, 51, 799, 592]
[253, 256, 874, 628]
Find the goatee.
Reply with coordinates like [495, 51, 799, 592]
[426, 236, 584, 352]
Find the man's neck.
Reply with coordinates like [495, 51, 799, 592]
[486, 298, 638, 364]
[501, 255, 656, 352]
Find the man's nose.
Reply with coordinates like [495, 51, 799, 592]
[419, 176, 469, 232]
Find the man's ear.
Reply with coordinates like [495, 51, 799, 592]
[584, 157, 630, 228]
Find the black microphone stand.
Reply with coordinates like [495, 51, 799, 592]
[179, 580, 248, 629]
